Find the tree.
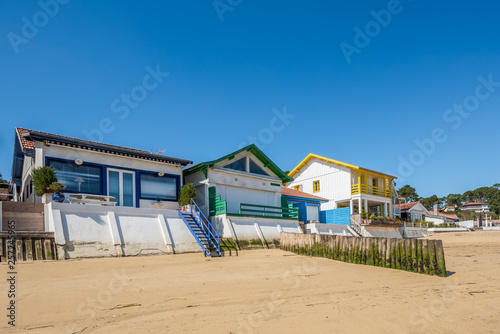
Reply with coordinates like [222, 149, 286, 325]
[178, 183, 197, 206]
[0, 173, 7, 184]
[31, 167, 66, 196]
[445, 193, 463, 207]
[397, 185, 419, 202]
[420, 195, 443, 211]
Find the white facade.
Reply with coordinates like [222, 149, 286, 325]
[460, 203, 490, 212]
[287, 155, 395, 218]
[185, 150, 283, 217]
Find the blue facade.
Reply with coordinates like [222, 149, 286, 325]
[320, 207, 351, 225]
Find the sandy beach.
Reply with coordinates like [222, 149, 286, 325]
[1, 231, 500, 333]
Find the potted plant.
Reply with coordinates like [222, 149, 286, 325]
[178, 183, 196, 211]
[152, 197, 165, 209]
[32, 166, 66, 203]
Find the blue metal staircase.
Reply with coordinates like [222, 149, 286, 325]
[178, 199, 222, 257]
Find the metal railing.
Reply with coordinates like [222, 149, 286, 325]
[239, 203, 299, 219]
[190, 198, 221, 255]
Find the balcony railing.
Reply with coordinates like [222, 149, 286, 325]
[351, 183, 391, 198]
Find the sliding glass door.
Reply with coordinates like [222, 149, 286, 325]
[108, 169, 135, 207]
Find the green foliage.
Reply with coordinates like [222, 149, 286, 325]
[178, 183, 197, 206]
[32, 166, 65, 196]
[419, 195, 444, 211]
[398, 185, 419, 202]
[369, 213, 376, 219]
[0, 173, 7, 184]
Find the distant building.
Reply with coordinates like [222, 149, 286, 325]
[395, 201, 430, 222]
[460, 202, 490, 213]
[426, 211, 459, 225]
[440, 206, 457, 212]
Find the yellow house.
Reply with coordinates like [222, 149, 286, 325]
[287, 153, 397, 219]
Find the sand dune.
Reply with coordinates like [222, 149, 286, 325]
[1, 231, 499, 333]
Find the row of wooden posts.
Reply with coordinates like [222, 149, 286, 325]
[0, 232, 57, 262]
[280, 233, 447, 277]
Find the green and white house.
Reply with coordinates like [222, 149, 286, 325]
[183, 144, 302, 245]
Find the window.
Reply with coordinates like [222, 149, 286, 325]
[249, 159, 269, 176]
[48, 160, 102, 194]
[140, 173, 178, 201]
[223, 156, 270, 177]
[294, 185, 301, 191]
[223, 157, 246, 172]
[313, 180, 320, 193]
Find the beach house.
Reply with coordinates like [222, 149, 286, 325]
[11, 127, 191, 209]
[286, 153, 398, 224]
[183, 144, 302, 245]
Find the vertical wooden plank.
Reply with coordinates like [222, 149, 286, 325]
[411, 239, 418, 273]
[15, 239, 24, 262]
[34, 239, 43, 260]
[25, 239, 33, 261]
[404, 239, 412, 272]
[394, 239, 401, 269]
[428, 240, 437, 276]
[422, 239, 430, 274]
[435, 239, 447, 277]
[0, 237, 3, 262]
[43, 239, 53, 260]
[385, 238, 392, 268]
[416, 239, 423, 273]
[378, 238, 385, 267]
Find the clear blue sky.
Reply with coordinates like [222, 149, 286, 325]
[1, 0, 499, 198]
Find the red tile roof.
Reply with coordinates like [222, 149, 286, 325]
[395, 201, 420, 211]
[282, 187, 328, 201]
[16, 127, 151, 154]
[461, 202, 488, 207]
[0, 188, 10, 201]
[429, 211, 459, 220]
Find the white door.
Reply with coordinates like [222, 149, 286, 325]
[108, 169, 135, 207]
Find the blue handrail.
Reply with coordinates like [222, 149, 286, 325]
[177, 211, 210, 257]
[190, 198, 220, 255]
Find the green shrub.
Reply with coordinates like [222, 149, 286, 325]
[32, 166, 66, 196]
[178, 183, 197, 206]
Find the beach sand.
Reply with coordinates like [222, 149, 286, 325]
[1, 231, 499, 333]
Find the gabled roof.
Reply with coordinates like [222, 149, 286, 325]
[183, 144, 293, 183]
[288, 153, 396, 179]
[15, 127, 192, 166]
[282, 187, 328, 202]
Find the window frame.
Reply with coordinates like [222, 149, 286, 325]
[313, 180, 320, 193]
[46, 157, 104, 195]
[138, 171, 181, 202]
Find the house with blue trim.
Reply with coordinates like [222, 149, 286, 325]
[11, 127, 192, 209]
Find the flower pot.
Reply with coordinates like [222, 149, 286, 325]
[52, 193, 65, 203]
[41, 193, 53, 204]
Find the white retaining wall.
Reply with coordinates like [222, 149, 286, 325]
[45, 202, 201, 259]
[212, 214, 301, 244]
[304, 223, 354, 236]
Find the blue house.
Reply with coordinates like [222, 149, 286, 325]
[282, 187, 328, 222]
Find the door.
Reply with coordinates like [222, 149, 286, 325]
[108, 169, 135, 207]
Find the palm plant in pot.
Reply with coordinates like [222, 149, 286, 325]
[32, 166, 66, 203]
[178, 183, 196, 211]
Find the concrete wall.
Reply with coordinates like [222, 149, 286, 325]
[304, 223, 353, 236]
[211, 214, 301, 244]
[45, 202, 201, 259]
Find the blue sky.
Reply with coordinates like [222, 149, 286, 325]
[1, 0, 499, 198]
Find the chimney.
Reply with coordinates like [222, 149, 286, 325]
[433, 203, 438, 215]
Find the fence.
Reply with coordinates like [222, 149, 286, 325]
[280, 232, 446, 277]
[0, 232, 57, 261]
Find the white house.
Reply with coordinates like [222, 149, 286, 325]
[395, 202, 430, 222]
[286, 153, 397, 221]
[183, 144, 302, 243]
[460, 202, 490, 213]
[11, 127, 192, 210]
[426, 210, 459, 226]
